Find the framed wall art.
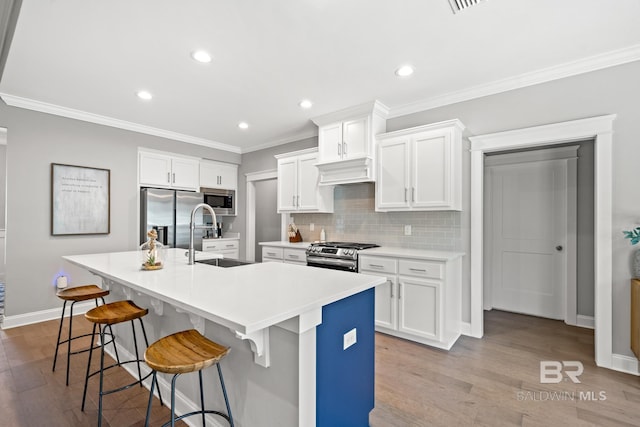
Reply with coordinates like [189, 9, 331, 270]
[51, 163, 110, 235]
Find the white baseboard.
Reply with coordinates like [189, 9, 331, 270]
[611, 353, 639, 376]
[1, 301, 96, 329]
[576, 315, 595, 329]
[103, 342, 227, 427]
[459, 321, 472, 336]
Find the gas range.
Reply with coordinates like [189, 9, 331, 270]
[306, 241, 379, 272]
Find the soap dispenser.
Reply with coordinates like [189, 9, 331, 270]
[320, 228, 326, 242]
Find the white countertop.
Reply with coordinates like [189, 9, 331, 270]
[63, 248, 384, 335]
[259, 241, 311, 249]
[359, 246, 465, 261]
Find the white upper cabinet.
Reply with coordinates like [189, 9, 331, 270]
[312, 100, 388, 185]
[376, 119, 465, 212]
[276, 148, 334, 213]
[139, 150, 200, 191]
[200, 160, 238, 190]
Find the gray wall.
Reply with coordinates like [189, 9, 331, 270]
[0, 142, 5, 228]
[0, 102, 239, 316]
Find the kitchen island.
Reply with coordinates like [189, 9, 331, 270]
[63, 249, 385, 427]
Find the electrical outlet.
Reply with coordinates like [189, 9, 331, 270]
[310, 223, 315, 231]
[404, 225, 412, 236]
[343, 328, 357, 350]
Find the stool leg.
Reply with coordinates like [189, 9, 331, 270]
[199, 370, 206, 426]
[217, 363, 234, 427]
[144, 371, 158, 427]
[52, 301, 67, 373]
[170, 374, 181, 427]
[82, 322, 97, 411]
[98, 325, 106, 427]
[130, 320, 143, 387]
[64, 300, 77, 386]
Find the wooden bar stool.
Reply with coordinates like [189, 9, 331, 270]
[144, 329, 234, 427]
[82, 300, 159, 427]
[52, 284, 119, 386]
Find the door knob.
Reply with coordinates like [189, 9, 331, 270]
[556, 245, 563, 251]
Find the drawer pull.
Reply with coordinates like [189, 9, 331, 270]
[409, 268, 427, 273]
[369, 264, 385, 269]
[226, 244, 235, 248]
[267, 252, 277, 256]
[288, 255, 299, 259]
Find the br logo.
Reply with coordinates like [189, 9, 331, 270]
[540, 361, 583, 384]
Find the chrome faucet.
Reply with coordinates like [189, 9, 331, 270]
[188, 203, 218, 265]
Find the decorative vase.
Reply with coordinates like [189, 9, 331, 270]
[140, 229, 165, 270]
[634, 249, 640, 278]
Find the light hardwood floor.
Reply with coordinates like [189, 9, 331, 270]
[1, 310, 639, 426]
[371, 310, 640, 427]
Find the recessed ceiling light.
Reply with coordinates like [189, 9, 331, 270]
[136, 90, 153, 100]
[238, 122, 249, 130]
[395, 65, 414, 77]
[191, 50, 212, 63]
[299, 99, 313, 109]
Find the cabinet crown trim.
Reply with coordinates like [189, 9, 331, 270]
[377, 119, 466, 140]
[311, 100, 389, 127]
[274, 147, 318, 160]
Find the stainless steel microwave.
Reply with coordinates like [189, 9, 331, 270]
[202, 188, 236, 216]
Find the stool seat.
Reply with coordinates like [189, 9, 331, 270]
[56, 284, 109, 301]
[85, 300, 148, 325]
[145, 329, 230, 374]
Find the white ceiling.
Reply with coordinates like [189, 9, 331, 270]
[1, 0, 640, 153]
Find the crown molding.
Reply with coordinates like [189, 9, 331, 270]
[389, 44, 640, 118]
[240, 129, 318, 154]
[0, 93, 242, 154]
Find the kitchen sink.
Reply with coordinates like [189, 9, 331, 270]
[195, 258, 253, 268]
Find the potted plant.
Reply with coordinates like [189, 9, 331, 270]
[623, 226, 640, 277]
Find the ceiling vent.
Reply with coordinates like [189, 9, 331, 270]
[448, 0, 487, 13]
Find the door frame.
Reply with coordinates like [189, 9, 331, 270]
[469, 114, 616, 369]
[483, 146, 578, 324]
[245, 169, 278, 262]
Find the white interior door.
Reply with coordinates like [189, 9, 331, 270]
[487, 157, 571, 320]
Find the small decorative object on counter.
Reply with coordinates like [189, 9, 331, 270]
[288, 222, 302, 243]
[623, 226, 640, 277]
[140, 228, 165, 270]
[320, 228, 326, 242]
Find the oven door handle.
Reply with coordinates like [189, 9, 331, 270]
[306, 256, 357, 269]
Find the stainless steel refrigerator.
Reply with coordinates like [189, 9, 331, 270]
[140, 188, 205, 250]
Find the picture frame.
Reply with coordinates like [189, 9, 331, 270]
[51, 163, 110, 235]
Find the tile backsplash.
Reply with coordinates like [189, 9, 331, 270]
[291, 183, 462, 251]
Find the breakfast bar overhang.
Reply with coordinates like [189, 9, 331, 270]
[63, 249, 385, 427]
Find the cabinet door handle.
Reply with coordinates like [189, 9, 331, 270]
[167, 172, 171, 183]
[404, 188, 408, 203]
[412, 187, 415, 202]
[343, 141, 347, 156]
[398, 283, 402, 299]
[389, 280, 394, 298]
[172, 173, 176, 183]
[292, 195, 296, 207]
[337, 143, 341, 157]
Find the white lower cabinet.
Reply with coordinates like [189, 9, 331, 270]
[360, 253, 462, 350]
[202, 238, 240, 260]
[261, 245, 307, 265]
